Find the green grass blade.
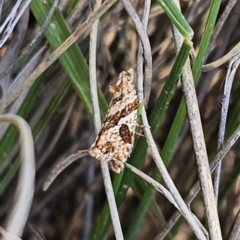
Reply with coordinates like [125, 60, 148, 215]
[0, 158, 20, 195]
[0, 73, 44, 168]
[192, 0, 221, 81]
[125, 40, 192, 240]
[125, 1, 222, 237]
[0, 75, 70, 195]
[33, 79, 71, 139]
[155, 0, 193, 38]
[30, 0, 108, 117]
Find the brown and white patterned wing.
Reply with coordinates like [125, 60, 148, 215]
[89, 68, 138, 173]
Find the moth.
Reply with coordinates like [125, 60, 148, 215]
[89, 68, 138, 173]
[43, 69, 139, 191]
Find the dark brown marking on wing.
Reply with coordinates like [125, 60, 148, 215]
[103, 111, 121, 129]
[119, 99, 138, 118]
[102, 141, 115, 154]
[93, 97, 138, 148]
[119, 124, 132, 143]
[111, 93, 124, 105]
[100, 99, 138, 132]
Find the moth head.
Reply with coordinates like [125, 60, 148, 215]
[109, 68, 135, 94]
